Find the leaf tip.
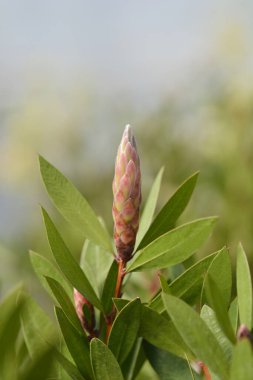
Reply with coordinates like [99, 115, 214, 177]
[38, 154, 48, 172]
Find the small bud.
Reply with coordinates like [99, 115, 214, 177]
[73, 288, 95, 333]
[237, 324, 253, 343]
[112, 125, 141, 261]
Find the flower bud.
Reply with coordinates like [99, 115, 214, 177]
[73, 288, 95, 333]
[237, 324, 253, 343]
[112, 125, 141, 261]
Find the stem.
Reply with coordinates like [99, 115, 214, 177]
[199, 362, 211, 380]
[114, 259, 126, 298]
[105, 258, 126, 342]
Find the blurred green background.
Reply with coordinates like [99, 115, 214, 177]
[1, 1, 253, 311]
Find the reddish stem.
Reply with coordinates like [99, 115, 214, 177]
[199, 362, 211, 380]
[114, 259, 126, 298]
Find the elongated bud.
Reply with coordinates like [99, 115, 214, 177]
[73, 288, 95, 334]
[112, 125, 141, 261]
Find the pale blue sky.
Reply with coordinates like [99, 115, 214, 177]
[1, 0, 252, 100]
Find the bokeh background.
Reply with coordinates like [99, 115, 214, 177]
[1, 0, 253, 322]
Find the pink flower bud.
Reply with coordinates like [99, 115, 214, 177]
[112, 125, 141, 261]
[73, 288, 95, 333]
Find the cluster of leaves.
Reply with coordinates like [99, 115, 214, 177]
[1, 156, 253, 380]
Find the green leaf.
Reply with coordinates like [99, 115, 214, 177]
[39, 155, 111, 251]
[113, 298, 130, 312]
[139, 305, 191, 358]
[236, 243, 253, 329]
[20, 347, 55, 380]
[229, 298, 239, 333]
[205, 276, 236, 343]
[42, 207, 102, 311]
[80, 240, 113, 297]
[0, 289, 24, 380]
[55, 306, 93, 380]
[201, 247, 232, 310]
[45, 276, 83, 335]
[21, 297, 58, 359]
[53, 350, 85, 380]
[21, 296, 60, 378]
[16, 337, 29, 377]
[20, 296, 84, 380]
[30, 250, 73, 300]
[230, 339, 253, 380]
[144, 341, 199, 380]
[149, 250, 218, 312]
[127, 217, 217, 272]
[162, 293, 229, 380]
[201, 305, 233, 361]
[230, 340, 253, 380]
[90, 338, 124, 380]
[185, 354, 198, 380]
[137, 172, 199, 250]
[121, 337, 145, 380]
[108, 298, 141, 364]
[135, 167, 164, 248]
[0, 284, 24, 334]
[159, 274, 171, 294]
[101, 260, 118, 315]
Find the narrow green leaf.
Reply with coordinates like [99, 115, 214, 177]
[80, 240, 113, 297]
[42, 207, 102, 311]
[201, 305, 233, 361]
[144, 342, 199, 380]
[45, 276, 83, 335]
[90, 338, 124, 380]
[55, 306, 93, 380]
[137, 172, 199, 250]
[53, 350, 85, 380]
[0, 292, 24, 380]
[21, 296, 60, 378]
[30, 250, 72, 300]
[229, 298, 239, 333]
[108, 298, 141, 364]
[201, 247, 232, 310]
[236, 243, 253, 329]
[101, 260, 118, 315]
[162, 293, 229, 380]
[139, 305, 191, 358]
[149, 250, 218, 312]
[20, 296, 84, 380]
[21, 297, 58, 359]
[128, 217, 217, 272]
[0, 284, 24, 333]
[135, 167, 164, 248]
[230, 340, 253, 380]
[159, 274, 171, 294]
[122, 337, 145, 380]
[39, 155, 111, 251]
[16, 336, 29, 376]
[205, 276, 236, 343]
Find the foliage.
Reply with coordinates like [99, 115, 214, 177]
[1, 130, 253, 380]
